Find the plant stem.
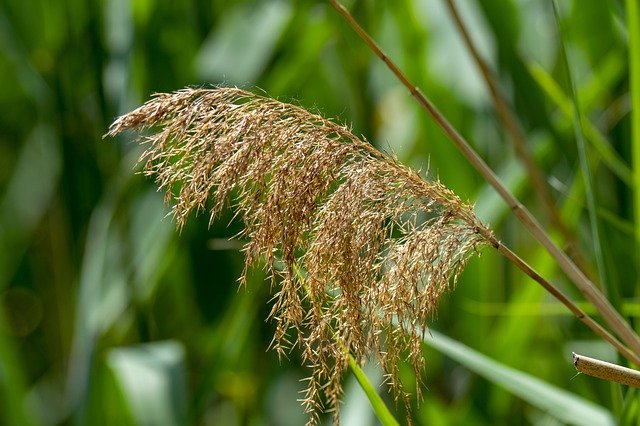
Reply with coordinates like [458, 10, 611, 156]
[573, 353, 640, 387]
[328, 0, 640, 356]
[443, 0, 590, 276]
[480, 229, 640, 366]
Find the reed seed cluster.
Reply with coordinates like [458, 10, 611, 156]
[108, 87, 491, 424]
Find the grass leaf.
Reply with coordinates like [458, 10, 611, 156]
[424, 330, 615, 426]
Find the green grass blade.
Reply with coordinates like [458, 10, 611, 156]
[527, 62, 633, 185]
[0, 324, 39, 426]
[551, 0, 609, 295]
[627, 0, 640, 247]
[424, 330, 615, 426]
[341, 360, 383, 425]
[107, 341, 188, 426]
[348, 355, 400, 426]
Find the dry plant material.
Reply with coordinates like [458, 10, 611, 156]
[107, 87, 491, 424]
[573, 353, 640, 388]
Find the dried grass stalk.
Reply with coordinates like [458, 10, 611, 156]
[107, 87, 492, 424]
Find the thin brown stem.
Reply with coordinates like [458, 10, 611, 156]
[328, 0, 640, 356]
[443, 0, 592, 277]
[478, 229, 640, 366]
[573, 353, 640, 387]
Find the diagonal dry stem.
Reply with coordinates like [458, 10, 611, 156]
[443, 0, 591, 277]
[477, 226, 640, 365]
[327, 0, 640, 357]
[573, 353, 640, 387]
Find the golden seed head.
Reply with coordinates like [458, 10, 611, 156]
[107, 87, 491, 425]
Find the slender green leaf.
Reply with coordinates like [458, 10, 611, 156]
[552, 0, 609, 295]
[0, 327, 39, 426]
[528, 62, 633, 185]
[627, 0, 640, 247]
[348, 355, 399, 426]
[341, 360, 382, 426]
[424, 330, 615, 426]
[107, 341, 188, 426]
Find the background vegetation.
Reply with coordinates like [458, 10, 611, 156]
[0, 0, 638, 424]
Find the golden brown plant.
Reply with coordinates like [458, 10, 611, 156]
[107, 87, 491, 424]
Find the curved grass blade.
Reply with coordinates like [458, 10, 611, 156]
[348, 356, 400, 426]
[551, 0, 609, 297]
[424, 330, 615, 426]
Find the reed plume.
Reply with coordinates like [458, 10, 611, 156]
[107, 87, 492, 424]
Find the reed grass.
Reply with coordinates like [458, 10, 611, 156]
[107, 87, 491, 423]
[103, 2, 640, 424]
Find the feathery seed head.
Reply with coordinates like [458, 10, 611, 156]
[107, 87, 491, 424]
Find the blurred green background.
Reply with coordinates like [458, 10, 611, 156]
[1, 0, 638, 424]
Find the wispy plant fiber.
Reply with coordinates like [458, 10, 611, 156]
[107, 87, 491, 424]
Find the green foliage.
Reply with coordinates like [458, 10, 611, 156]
[0, 0, 638, 424]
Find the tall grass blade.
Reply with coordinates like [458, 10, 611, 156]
[627, 0, 640, 249]
[107, 341, 188, 426]
[551, 1, 609, 296]
[424, 330, 615, 426]
[347, 356, 399, 426]
[527, 63, 633, 185]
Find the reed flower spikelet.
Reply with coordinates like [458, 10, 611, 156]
[107, 87, 492, 423]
